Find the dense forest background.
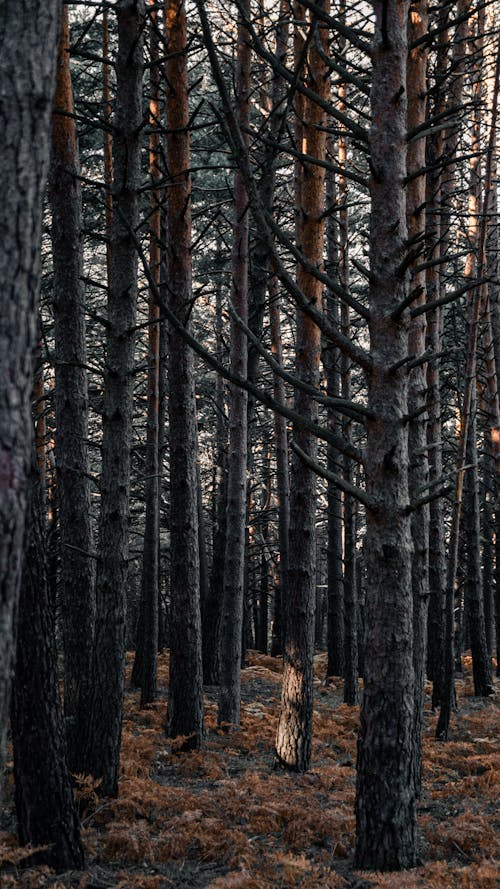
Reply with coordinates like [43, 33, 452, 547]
[0, 0, 499, 886]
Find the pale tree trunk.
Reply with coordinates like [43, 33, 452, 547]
[11, 452, 84, 872]
[49, 4, 96, 773]
[355, 0, 416, 870]
[275, 1, 329, 771]
[86, 0, 144, 796]
[406, 0, 429, 797]
[165, 0, 204, 748]
[218, 0, 251, 727]
[0, 0, 61, 800]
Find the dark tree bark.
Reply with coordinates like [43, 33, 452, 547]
[218, 0, 251, 728]
[464, 401, 493, 696]
[269, 276, 290, 659]
[324, 154, 344, 680]
[406, 0, 429, 798]
[202, 257, 226, 683]
[0, 0, 61, 797]
[49, 4, 96, 774]
[165, 0, 204, 748]
[275, 1, 329, 771]
[355, 1, 417, 870]
[425, 8, 447, 706]
[134, 0, 161, 707]
[85, 0, 145, 796]
[11, 454, 84, 871]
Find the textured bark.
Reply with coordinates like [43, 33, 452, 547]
[49, 4, 96, 774]
[269, 275, 290, 659]
[437, 9, 499, 738]
[336, 35, 358, 705]
[218, 0, 251, 728]
[11, 455, 84, 871]
[275, 1, 328, 771]
[85, 0, 144, 796]
[406, 0, 429, 797]
[137, 0, 161, 707]
[203, 262, 226, 683]
[425, 11, 446, 701]
[0, 0, 61, 799]
[165, 0, 204, 748]
[464, 402, 493, 696]
[355, 1, 416, 870]
[324, 149, 344, 680]
[102, 8, 113, 280]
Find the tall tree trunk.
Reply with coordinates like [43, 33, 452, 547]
[202, 254, 226, 683]
[425, 10, 447, 706]
[324, 150, 344, 680]
[0, 0, 61, 799]
[269, 275, 290, 658]
[85, 0, 144, 796]
[49, 4, 96, 773]
[135, 0, 161, 707]
[11, 452, 84, 871]
[165, 0, 204, 748]
[464, 395, 493, 696]
[218, 0, 251, 727]
[355, 1, 416, 870]
[406, 0, 429, 798]
[275, 1, 328, 771]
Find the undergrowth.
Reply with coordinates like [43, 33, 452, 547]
[0, 651, 498, 888]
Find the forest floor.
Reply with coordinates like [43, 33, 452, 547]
[1, 651, 499, 889]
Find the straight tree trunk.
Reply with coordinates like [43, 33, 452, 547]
[0, 0, 61, 798]
[269, 275, 290, 658]
[355, 1, 417, 870]
[425, 5, 452, 708]
[275, 1, 329, 771]
[49, 4, 96, 773]
[336, 29, 358, 704]
[464, 396, 493, 696]
[324, 150, 344, 680]
[218, 0, 251, 727]
[135, 0, 161, 707]
[11, 452, 84, 871]
[85, 0, 145, 796]
[165, 0, 204, 748]
[406, 0, 429, 798]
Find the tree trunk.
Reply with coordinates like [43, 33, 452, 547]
[85, 0, 144, 796]
[464, 397, 493, 696]
[49, 4, 96, 773]
[425, 11, 447, 705]
[135, 0, 161, 707]
[11, 453, 84, 871]
[218, 0, 251, 727]
[165, 0, 204, 749]
[275, 1, 328, 771]
[324, 149, 344, 680]
[406, 0, 429, 798]
[202, 256, 226, 683]
[355, 1, 416, 870]
[0, 0, 61, 799]
[269, 275, 290, 658]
